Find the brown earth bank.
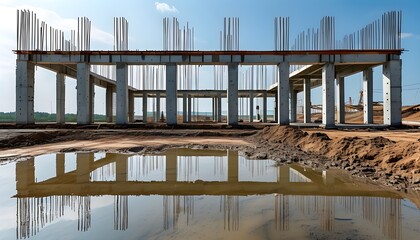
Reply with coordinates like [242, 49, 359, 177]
[1, 126, 420, 192]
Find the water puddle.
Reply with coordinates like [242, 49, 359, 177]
[0, 149, 419, 239]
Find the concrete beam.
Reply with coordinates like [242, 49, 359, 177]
[166, 64, 177, 125]
[227, 64, 239, 125]
[303, 78, 311, 123]
[383, 60, 402, 126]
[116, 63, 129, 124]
[336, 76, 345, 124]
[56, 73, 65, 124]
[363, 68, 373, 124]
[77, 63, 91, 124]
[16, 60, 35, 124]
[278, 62, 290, 125]
[322, 63, 335, 127]
[106, 86, 113, 123]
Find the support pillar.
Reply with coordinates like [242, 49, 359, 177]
[274, 95, 278, 123]
[166, 64, 177, 125]
[187, 95, 192, 122]
[142, 92, 147, 123]
[156, 93, 161, 122]
[212, 97, 216, 121]
[278, 62, 290, 125]
[290, 84, 297, 123]
[116, 156, 128, 182]
[322, 63, 335, 128]
[56, 154, 65, 177]
[56, 73, 65, 124]
[106, 86, 113, 123]
[183, 93, 188, 123]
[227, 64, 239, 125]
[303, 78, 311, 123]
[363, 68, 373, 124]
[16, 60, 35, 124]
[116, 63, 128, 124]
[227, 150, 238, 182]
[249, 92, 254, 122]
[128, 91, 135, 123]
[165, 153, 177, 182]
[278, 166, 290, 183]
[217, 94, 222, 122]
[76, 153, 92, 183]
[16, 157, 35, 191]
[89, 79, 95, 123]
[77, 63, 91, 124]
[262, 92, 267, 123]
[336, 76, 345, 124]
[383, 60, 402, 126]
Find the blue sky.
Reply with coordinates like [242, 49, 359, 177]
[0, 0, 419, 115]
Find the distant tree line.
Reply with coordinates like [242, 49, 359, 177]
[0, 112, 106, 122]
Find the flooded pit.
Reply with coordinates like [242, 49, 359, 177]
[0, 149, 419, 239]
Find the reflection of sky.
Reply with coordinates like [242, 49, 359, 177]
[239, 157, 277, 182]
[35, 154, 56, 182]
[0, 162, 16, 235]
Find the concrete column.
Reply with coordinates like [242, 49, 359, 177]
[290, 82, 297, 123]
[166, 64, 177, 125]
[55, 153, 65, 178]
[142, 92, 148, 123]
[227, 64, 239, 125]
[383, 60, 402, 126]
[303, 78, 311, 123]
[165, 153, 177, 182]
[363, 68, 374, 124]
[274, 95, 278, 123]
[262, 92, 267, 123]
[278, 62, 290, 125]
[16, 157, 35, 190]
[106, 86, 113, 123]
[187, 95, 192, 122]
[212, 97, 216, 121]
[156, 93, 161, 122]
[76, 153, 92, 183]
[128, 91, 135, 123]
[116, 63, 128, 124]
[278, 166, 290, 183]
[336, 76, 345, 124]
[89, 79, 95, 123]
[249, 92, 254, 122]
[227, 150, 238, 182]
[217, 94, 222, 122]
[182, 93, 187, 123]
[77, 63, 91, 124]
[322, 63, 335, 127]
[16, 60, 35, 124]
[116, 156, 128, 182]
[56, 73, 65, 124]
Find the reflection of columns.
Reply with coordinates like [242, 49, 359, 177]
[156, 93, 161, 122]
[322, 63, 335, 127]
[290, 83, 297, 123]
[183, 93, 187, 123]
[76, 153, 92, 183]
[303, 78, 311, 123]
[116, 63, 128, 124]
[278, 62, 290, 125]
[227, 64, 239, 125]
[217, 94, 222, 122]
[336, 76, 345, 124]
[89, 79, 95, 123]
[262, 92, 267, 123]
[363, 68, 373, 124]
[165, 154, 177, 182]
[114, 196, 128, 230]
[166, 64, 178, 125]
[116, 156, 128, 182]
[128, 91, 135, 123]
[77, 62, 90, 124]
[228, 150, 238, 182]
[16, 157, 35, 190]
[16, 60, 35, 124]
[56, 153, 65, 177]
[278, 166, 290, 183]
[187, 95, 192, 122]
[142, 92, 148, 123]
[383, 60, 402, 126]
[249, 92, 254, 122]
[56, 73, 65, 124]
[106, 86, 113, 123]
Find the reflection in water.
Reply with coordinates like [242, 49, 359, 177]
[13, 150, 406, 239]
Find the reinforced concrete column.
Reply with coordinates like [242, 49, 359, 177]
[76, 153, 92, 183]
[116, 156, 128, 182]
[116, 63, 128, 124]
[290, 82, 297, 123]
[128, 91, 135, 123]
[212, 97, 216, 121]
[56, 153, 65, 177]
[76, 62, 91, 124]
[322, 63, 335, 127]
[106, 86, 113, 123]
[227, 63, 239, 125]
[187, 95, 192, 122]
[16, 157, 35, 191]
[89, 79, 95, 123]
[274, 95, 278, 123]
[303, 78, 311, 123]
[165, 153, 177, 182]
[277, 62, 290, 125]
[16, 60, 35, 124]
[249, 92, 254, 122]
[142, 92, 148, 123]
[336, 76, 345, 124]
[217, 94, 222, 122]
[56, 73, 65, 124]
[262, 92, 267, 123]
[227, 150, 238, 182]
[166, 64, 177, 125]
[182, 93, 187, 123]
[363, 68, 374, 124]
[156, 93, 161, 122]
[383, 60, 402, 126]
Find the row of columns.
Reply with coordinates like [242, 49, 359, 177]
[16, 60, 402, 127]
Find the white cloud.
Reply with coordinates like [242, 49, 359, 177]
[401, 33, 414, 39]
[155, 2, 178, 13]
